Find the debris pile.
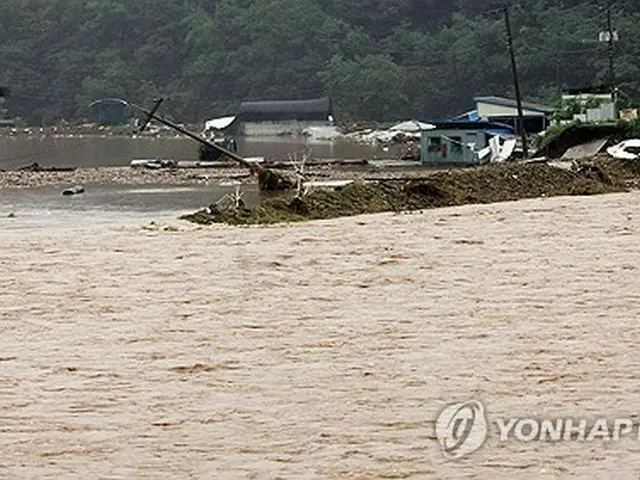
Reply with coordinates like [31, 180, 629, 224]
[181, 160, 629, 226]
[538, 123, 629, 158]
[345, 120, 433, 145]
[19, 162, 75, 172]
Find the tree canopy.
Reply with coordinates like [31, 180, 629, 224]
[0, 0, 638, 125]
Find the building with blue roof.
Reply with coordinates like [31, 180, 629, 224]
[420, 120, 515, 165]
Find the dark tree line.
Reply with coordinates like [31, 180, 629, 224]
[0, 0, 639, 125]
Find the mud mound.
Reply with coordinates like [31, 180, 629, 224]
[592, 156, 640, 188]
[182, 161, 629, 226]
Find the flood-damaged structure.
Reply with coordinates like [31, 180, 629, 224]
[220, 97, 334, 137]
[420, 120, 516, 165]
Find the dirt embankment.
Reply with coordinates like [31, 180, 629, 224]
[182, 158, 640, 226]
[537, 120, 640, 158]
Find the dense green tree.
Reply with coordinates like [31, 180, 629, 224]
[0, 0, 638, 124]
[322, 54, 408, 121]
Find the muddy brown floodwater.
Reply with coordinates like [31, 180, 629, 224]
[0, 136, 379, 170]
[1, 191, 640, 479]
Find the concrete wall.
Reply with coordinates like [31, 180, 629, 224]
[241, 120, 329, 137]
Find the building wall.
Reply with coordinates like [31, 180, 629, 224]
[421, 129, 488, 165]
[477, 102, 546, 118]
[241, 120, 329, 137]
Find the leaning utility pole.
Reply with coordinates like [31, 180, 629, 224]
[504, 6, 528, 159]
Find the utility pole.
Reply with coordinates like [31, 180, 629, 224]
[606, 0, 616, 101]
[504, 6, 528, 159]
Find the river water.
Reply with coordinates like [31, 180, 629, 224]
[1, 191, 640, 478]
[0, 136, 378, 170]
[3, 136, 640, 478]
[0, 136, 380, 218]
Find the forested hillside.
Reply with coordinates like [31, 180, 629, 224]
[1, 0, 639, 125]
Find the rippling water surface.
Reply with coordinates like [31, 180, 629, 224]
[1, 191, 640, 478]
[0, 183, 261, 231]
[0, 136, 380, 170]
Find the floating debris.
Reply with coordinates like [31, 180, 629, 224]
[607, 139, 640, 160]
[346, 120, 434, 145]
[258, 168, 294, 192]
[19, 162, 75, 172]
[62, 185, 85, 196]
[130, 159, 178, 169]
[562, 138, 608, 161]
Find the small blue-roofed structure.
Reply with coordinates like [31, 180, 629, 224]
[420, 120, 515, 165]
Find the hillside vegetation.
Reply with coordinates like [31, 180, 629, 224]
[1, 0, 639, 125]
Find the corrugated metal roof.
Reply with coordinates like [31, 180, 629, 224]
[474, 96, 555, 114]
[238, 97, 331, 122]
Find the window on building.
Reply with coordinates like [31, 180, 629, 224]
[428, 136, 442, 152]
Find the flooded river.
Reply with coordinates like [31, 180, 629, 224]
[0, 136, 380, 216]
[1, 191, 640, 478]
[0, 183, 262, 228]
[0, 136, 379, 170]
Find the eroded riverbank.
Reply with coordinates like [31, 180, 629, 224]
[182, 157, 640, 225]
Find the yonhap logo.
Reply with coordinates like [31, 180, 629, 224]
[436, 400, 488, 459]
[436, 399, 640, 460]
